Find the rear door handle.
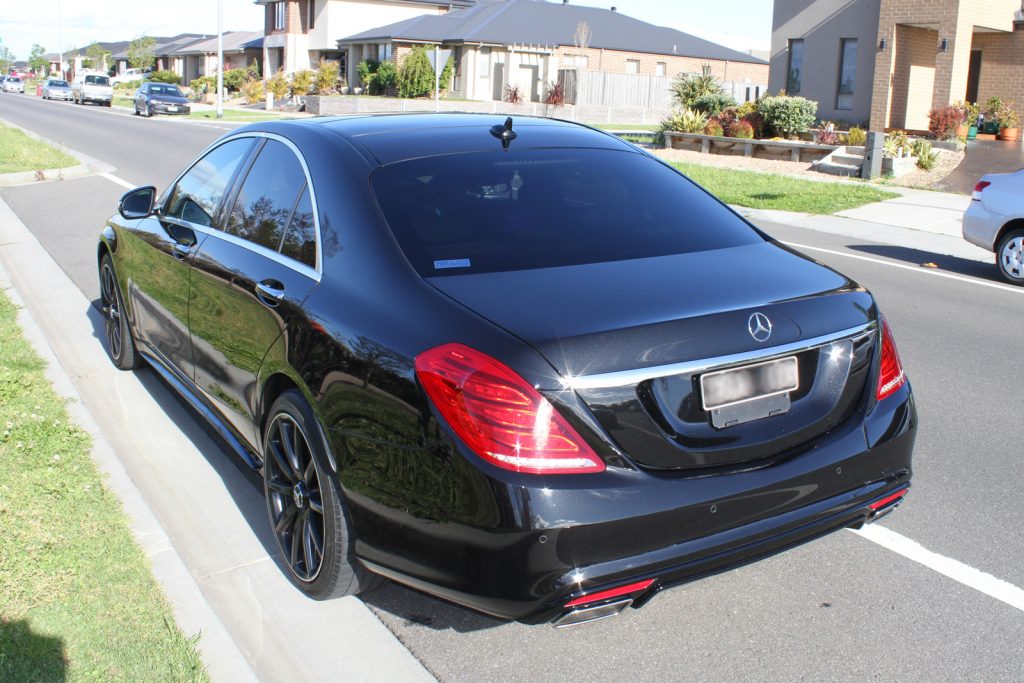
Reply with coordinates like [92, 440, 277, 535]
[172, 243, 192, 260]
[256, 280, 285, 306]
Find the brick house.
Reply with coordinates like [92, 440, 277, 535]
[337, 0, 767, 104]
[770, 0, 1024, 131]
[255, 0, 471, 76]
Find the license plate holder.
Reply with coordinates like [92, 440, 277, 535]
[700, 356, 798, 429]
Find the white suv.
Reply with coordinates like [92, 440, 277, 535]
[72, 71, 113, 106]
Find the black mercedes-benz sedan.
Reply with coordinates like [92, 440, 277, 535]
[97, 114, 916, 627]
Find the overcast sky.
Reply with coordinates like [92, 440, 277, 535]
[0, 0, 772, 61]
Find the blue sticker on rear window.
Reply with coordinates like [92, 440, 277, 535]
[434, 259, 471, 270]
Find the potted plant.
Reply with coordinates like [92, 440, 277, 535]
[952, 100, 970, 138]
[965, 101, 980, 139]
[998, 104, 1020, 142]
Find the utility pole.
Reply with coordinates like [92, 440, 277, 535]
[217, 0, 224, 119]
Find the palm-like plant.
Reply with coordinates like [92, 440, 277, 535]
[671, 64, 725, 109]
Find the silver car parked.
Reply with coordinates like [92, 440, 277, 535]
[41, 78, 73, 101]
[2, 76, 25, 94]
[963, 169, 1024, 285]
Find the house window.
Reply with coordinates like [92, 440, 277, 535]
[274, 2, 286, 30]
[308, 0, 315, 30]
[625, 59, 640, 74]
[381, 43, 392, 61]
[786, 39, 803, 94]
[835, 38, 857, 110]
[655, 62, 666, 77]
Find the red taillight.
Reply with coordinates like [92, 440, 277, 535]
[868, 488, 908, 511]
[876, 318, 906, 401]
[564, 579, 655, 608]
[972, 180, 990, 200]
[415, 343, 605, 474]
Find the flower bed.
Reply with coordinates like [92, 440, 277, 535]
[663, 131, 839, 164]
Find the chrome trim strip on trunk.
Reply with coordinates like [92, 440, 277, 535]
[563, 321, 876, 390]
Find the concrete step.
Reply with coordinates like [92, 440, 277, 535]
[832, 153, 866, 166]
[812, 160, 862, 177]
[842, 146, 865, 157]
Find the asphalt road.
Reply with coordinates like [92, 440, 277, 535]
[2, 92, 1022, 681]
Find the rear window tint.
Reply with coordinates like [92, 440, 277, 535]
[370, 148, 762, 276]
[85, 75, 109, 86]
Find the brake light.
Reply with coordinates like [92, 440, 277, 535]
[876, 318, 906, 401]
[415, 344, 605, 474]
[972, 180, 990, 200]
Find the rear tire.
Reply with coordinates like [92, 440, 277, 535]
[996, 229, 1024, 286]
[99, 254, 143, 370]
[262, 390, 384, 599]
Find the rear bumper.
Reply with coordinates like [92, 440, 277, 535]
[352, 386, 917, 623]
[963, 201, 1003, 251]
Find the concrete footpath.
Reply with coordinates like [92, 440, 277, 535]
[0, 174, 990, 682]
[0, 200, 434, 682]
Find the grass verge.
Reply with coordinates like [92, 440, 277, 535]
[0, 291, 209, 682]
[670, 162, 900, 214]
[188, 109, 288, 122]
[0, 125, 79, 174]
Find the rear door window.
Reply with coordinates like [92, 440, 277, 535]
[164, 138, 254, 227]
[224, 139, 310, 257]
[370, 148, 764, 276]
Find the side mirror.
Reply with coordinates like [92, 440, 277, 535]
[118, 186, 157, 219]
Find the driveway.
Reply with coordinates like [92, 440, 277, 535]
[935, 138, 1024, 194]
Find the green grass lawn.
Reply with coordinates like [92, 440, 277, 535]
[0, 292, 209, 682]
[671, 162, 900, 214]
[0, 125, 79, 174]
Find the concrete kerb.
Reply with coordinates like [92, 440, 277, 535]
[0, 197, 434, 682]
[0, 206, 258, 682]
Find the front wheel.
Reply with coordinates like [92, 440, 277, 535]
[263, 390, 383, 599]
[996, 229, 1024, 286]
[99, 254, 143, 370]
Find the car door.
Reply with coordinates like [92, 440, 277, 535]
[188, 135, 320, 445]
[119, 137, 256, 379]
[135, 82, 147, 110]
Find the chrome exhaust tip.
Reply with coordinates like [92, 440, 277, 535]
[552, 597, 632, 628]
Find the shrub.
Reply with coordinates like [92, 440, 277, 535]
[660, 107, 707, 134]
[315, 58, 340, 94]
[114, 80, 141, 91]
[691, 92, 737, 116]
[735, 100, 757, 118]
[757, 95, 818, 138]
[543, 81, 565, 107]
[998, 103, 1020, 129]
[241, 78, 264, 104]
[266, 70, 289, 99]
[397, 46, 435, 98]
[846, 126, 866, 146]
[671, 64, 724, 108]
[928, 105, 961, 140]
[374, 60, 398, 94]
[290, 69, 314, 96]
[727, 120, 754, 139]
[222, 68, 248, 93]
[815, 122, 840, 145]
[914, 139, 938, 170]
[504, 84, 523, 104]
[704, 120, 724, 137]
[148, 70, 180, 84]
[883, 130, 910, 159]
[356, 59, 379, 89]
[709, 106, 738, 130]
[741, 111, 765, 138]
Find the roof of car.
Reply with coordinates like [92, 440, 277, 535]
[301, 113, 635, 165]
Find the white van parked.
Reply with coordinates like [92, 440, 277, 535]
[72, 71, 113, 106]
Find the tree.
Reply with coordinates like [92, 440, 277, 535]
[0, 46, 14, 75]
[127, 36, 156, 70]
[29, 44, 47, 76]
[397, 47, 434, 99]
[85, 41, 111, 72]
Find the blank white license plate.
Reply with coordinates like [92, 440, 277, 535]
[167, 105, 178, 111]
[700, 356, 799, 411]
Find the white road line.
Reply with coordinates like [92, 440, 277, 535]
[99, 172, 136, 190]
[784, 241, 1024, 295]
[851, 524, 1024, 613]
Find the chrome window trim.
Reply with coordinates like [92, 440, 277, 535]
[564, 321, 876, 390]
[158, 131, 323, 279]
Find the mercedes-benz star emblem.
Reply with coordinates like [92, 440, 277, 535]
[748, 312, 772, 342]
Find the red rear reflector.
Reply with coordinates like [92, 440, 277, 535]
[565, 579, 655, 608]
[972, 181, 990, 200]
[876, 318, 906, 401]
[415, 343, 605, 474]
[869, 488, 908, 511]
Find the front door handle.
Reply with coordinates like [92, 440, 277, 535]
[256, 280, 285, 306]
[172, 243, 192, 260]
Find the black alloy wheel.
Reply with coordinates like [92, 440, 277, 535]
[99, 254, 142, 370]
[263, 390, 382, 599]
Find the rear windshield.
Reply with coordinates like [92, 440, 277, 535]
[371, 148, 762, 276]
[49, 80, 69, 87]
[85, 75, 109, 86]
[8, 77, 21, 83]
[150, 84, 183, 96]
